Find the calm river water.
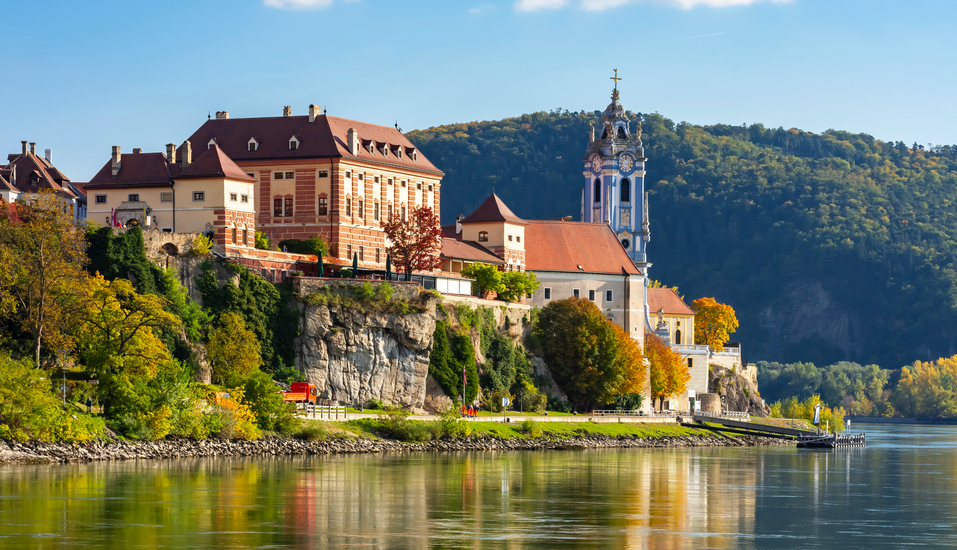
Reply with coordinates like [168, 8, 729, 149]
[1, 423, 956, 549]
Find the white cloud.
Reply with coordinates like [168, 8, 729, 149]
[469, 3, 497, 14]
[515, 0, 569, 12]
[264, 0, 334, 10]
[581, 0, 791, 10]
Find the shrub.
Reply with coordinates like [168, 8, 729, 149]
[295, 420, 327, 441]
[377, 407, 432, 442]
[520, 419, 542, 438]
[546, 396, 573, 413]
[365, 398, 385, 410]
[191, 235, 213, 256]
[254, 231, 272, 250]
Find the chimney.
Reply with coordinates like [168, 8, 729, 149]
[309, 104, 320, 123]
[215, 111, 229, 120]
[21, 141, 27, 155]
[132, 148, 142, 154]
[455, 214, 465, 236]
[29, 142, 36, 155]
[111, 146, 121, 177]
[181, 141, 191, 170]
[44, 149, 52, 163]
[283, 106, 292, 117]
[166, 143, 176, 165]
[347, 128, 359, 156]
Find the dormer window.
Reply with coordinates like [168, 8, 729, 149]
[289, 136, 299, 150]
[411, 149, 418, 162]
[248, 138, 259, 152]
[207, 138, 217, 149]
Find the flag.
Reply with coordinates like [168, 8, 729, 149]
[813, 403, 821, 425]
[111, 208, 116, 227]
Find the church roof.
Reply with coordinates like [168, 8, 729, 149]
[524, 220, 640, 275]
[176, 144, 255, 182]
[460, 193, 526, 225]
[647, 288, 694, 316]
[440, 238, 504, 265]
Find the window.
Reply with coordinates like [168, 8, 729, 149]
[284, 197, 293, 217]
[246, 173, 255, 179]
[675, 329, 682, 345]
[388, 178, 393, 186]
[358, 246, 364, 261]
[588, 290, 596, 301]
[605, 290, 613, 302]
[374, 202, 380, 220]
[388, 204, 393, 219]
[544, 288, 551, 300]
[230, 193, 237, 202]
[358, 173, 364, 181]
[417, 182, 422, 190]
[274, 171, 295, 180]
[193, 192, 205, 201]
[401, 206, 406, 221]
[274, 172, 284, 180]
[241, 194, 249, 203]
[95, 195, 107, 204]
[317, 197, 328, 215]
[620, 178, 630, 202]
[346, 244, 352, 260]
[248, 140, 258, 152]
[478, 231, 488, 242]
[345, 197, 352, 215]
[289, 138, 299, 150]
[346, 171, 352, 178]
[231, 227, 237, 244]
[374, 176, 379, 183]
[161, 192, 172, 202]
[428, 184, 433, 191]
[285, 171, 294, 179]
[687, 358, 693, 370]
[508, 235, 513, 242]
[517, 236, 522, 243]
[573, 289, 580, 298]
[162, 227, 173, 233]
[375, 248, 381, 263]
[242, 229, 248, 246]
[274, 198, 283, 217]
[127, 193, 139, 202]
[318, 170, 329, 178]
[358, 200, 364, 218]
[593, 178, 601, 204]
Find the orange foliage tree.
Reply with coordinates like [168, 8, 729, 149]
[691, 297, 739, 351]
[382, 206, 442, 280]
[534, 298, 646, 408]
[644, 332, 690, 410]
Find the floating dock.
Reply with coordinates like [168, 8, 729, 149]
[684, 413, 866, 448]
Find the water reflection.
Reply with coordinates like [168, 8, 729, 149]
[2, 425, 957, 548]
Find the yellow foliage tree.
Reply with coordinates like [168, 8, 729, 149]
[644, 332, 690, 410]
[892, 355, 957, 418]
[691, 297, 739, 352]
[207, 312, 263, 386]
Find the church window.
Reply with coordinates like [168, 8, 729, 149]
[544, 288, 551, 300]
[605, 290, 613, 302]
[588, 289, 595, 301]
[479, 231, 489, 242]
[573, 289, 580, 298]
[617, 126, 626, 139]
[620, 178, 630, 202]
[593, 179, 601, 204]
[621, 238, 630, 250]
[676, 329, 682, 345]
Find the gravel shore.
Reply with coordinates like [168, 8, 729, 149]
[0, 433, 789, 464]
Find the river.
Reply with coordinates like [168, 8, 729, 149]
[0, 423, 954, 549]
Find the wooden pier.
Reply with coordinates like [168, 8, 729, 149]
[685, 413, 866, 448]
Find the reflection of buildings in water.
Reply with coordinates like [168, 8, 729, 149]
[620, 451, 758, 550]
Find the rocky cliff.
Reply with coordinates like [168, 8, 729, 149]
[296, 296, 439, 412]
[709, 365, 767, 417]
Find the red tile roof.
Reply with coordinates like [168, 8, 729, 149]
[441, 223, 459, 239]
[4, 152, 75, 198]
[0, 171, 17, 192]
[460, 193, 526, 225]
[176, 145, 255, 182]
[524, 220, 640, 275]
[180, 114, 442, 175]
[441, 238, 504, 264]
[647, 288, 694, 316]
[87, 152, 180, 189]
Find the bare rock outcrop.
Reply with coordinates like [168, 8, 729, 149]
[709, 365, 768, 417]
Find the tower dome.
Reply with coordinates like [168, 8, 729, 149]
[603, 89, 627, 122]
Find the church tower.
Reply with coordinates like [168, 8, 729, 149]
[581, 72, 650, 267]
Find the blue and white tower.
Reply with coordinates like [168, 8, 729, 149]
[580, 74, 649, 267]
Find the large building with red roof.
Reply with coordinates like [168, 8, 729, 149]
[2, 141, 86, 222]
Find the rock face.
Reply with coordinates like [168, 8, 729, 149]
[758, 281, 861, 362]
[709, 365, 768, 417]
[296, 300, 438, 411]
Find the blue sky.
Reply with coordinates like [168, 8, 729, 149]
[2, 0, 955, 181]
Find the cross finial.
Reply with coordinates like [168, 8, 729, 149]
[610, 68, 622, 90]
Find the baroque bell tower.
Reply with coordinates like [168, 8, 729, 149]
[581, 70, 650, 267]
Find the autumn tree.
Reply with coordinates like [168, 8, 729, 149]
[692, 297, 739, 351]
[207, 311, 263, 386]
[644, 332, 690, 410]
[382, 206, 442, 280]
[535, 298, 646, 408]
[0, 192, 89, 365]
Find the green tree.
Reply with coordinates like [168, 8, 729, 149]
[498, 271, 539, 303]
[461, 263, 504, 298]
[254, 231, 272, 250]
[207, 312, 263, 386]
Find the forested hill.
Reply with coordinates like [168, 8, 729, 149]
[407, 110, 957, 370]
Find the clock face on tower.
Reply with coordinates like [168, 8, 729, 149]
[619, 154, 634, 174]
[591, 155, 602, 174]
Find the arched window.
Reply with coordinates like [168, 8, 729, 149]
[620, 178, 630, 202]
[479, 231, 489, 242]
[593, 179, 601, 204]
[675, 329, 682, 345]
[617, 126, 626, 139]
[601, 128, 608, 139]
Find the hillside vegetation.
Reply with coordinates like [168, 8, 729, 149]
[409, 110, 957, 369]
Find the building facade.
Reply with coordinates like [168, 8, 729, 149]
[2, 141, 86, 222]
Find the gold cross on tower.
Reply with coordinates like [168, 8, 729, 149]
[610, 69, 622, 90]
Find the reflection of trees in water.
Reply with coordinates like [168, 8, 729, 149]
[0, 450, 761, 548]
